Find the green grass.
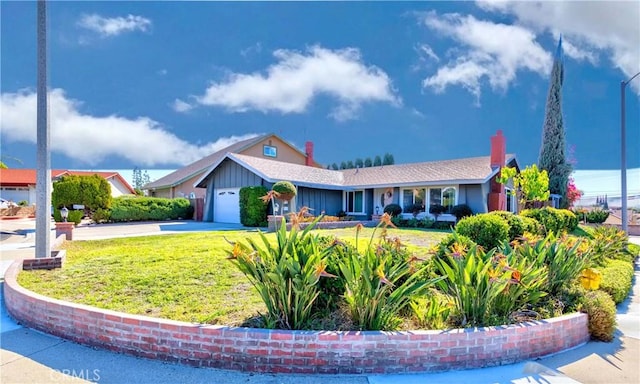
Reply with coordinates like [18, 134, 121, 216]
[17, 227, 448, 326]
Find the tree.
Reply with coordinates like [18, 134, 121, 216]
[340, 161, 347, 170]
[382, 153, 394, 165]
[331, 163, 339, 170]
[364, 158, 372, 167]
[538, 37, 571, 208]
[52, 175, 112, 212]
[355, 158, 364, 168]
[566, 177, 583, 208]
[0, 161, 7, 169]
[498, 165, 550, 209]
[346, 160, 355, 169]
[373, 155, 382, 167]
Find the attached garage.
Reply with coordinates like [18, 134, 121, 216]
[213, 188, 240, 223]
[0, 187, 31, 204]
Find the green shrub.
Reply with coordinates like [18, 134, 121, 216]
[429, 204, 447, 220]
[338, 222, 441, 330]
[520, 207, 574, 234]
[451, 204, 473, 221]
[589, 225, 634, 265]
[91, 208, 111, 223]
[455, 213, 509, 251]
[228, 216, 333, 330]
[599, 259, 634, 304]
[432, 233, 477, 261]
[433, 245, 510, 327]
[239, 186, 269, 227]
[383, 204, 402, 217]
[586, 209, 609, 224]
[489, 211, 525, 241]
[521, 216, 543, 235]
[513, 234, 590, 296]
[18, 200, 28, 207]
[109, 197, 191, 222]
[52, 174, 112, 213]
[582, 290, 617, 342]
[404, 203, 423, 217]
[558, 210, 579, 231]
[271, 181, 297, 199]
[410, 289, 454, 330]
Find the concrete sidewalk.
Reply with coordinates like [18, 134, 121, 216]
[1, 220, 638, 383]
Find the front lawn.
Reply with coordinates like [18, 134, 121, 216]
[17, 228, 448, 326]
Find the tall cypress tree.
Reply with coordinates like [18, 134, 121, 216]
[538, 37, 572, 208]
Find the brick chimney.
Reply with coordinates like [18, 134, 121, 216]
[488, 130, 506, 212]
[305, 141, 314, 166]
[490, 129, 506, 169]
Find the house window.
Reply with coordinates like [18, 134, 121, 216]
[345, 190, 364, 213]
[402, 188, 425, 211]
[263, 145, 277, 158]
[429, 187, 456, 213]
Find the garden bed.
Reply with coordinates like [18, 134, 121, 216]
[4, 260, 589, 374]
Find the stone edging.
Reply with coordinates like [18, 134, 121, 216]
[3, 261, 590, 374]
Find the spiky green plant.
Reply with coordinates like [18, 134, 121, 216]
[227, 215, 334, 329]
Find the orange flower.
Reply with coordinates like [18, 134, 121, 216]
[376, 265, 394, 287]
[379, 212, 396, 228]
[355, 223, 364, 234]
[314, 261, 337, 279]
[488, 267, 501, 282]
[509, 270, 522, 284]
[227, 242, 243, 259]
[259, 190, 281, 204]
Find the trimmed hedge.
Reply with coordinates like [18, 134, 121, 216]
[109, 197, 192, 222]
[383, 204, 402, 217]
[520, 207, 576, 234]
[599, 259, 634, 304]
[586, 209, 609, 224]
[239, 186, 269, 227]
[52, 174, 112, 212]
[582, 290, 617, 341]
[451, 204, 473, 221]
[455, 213, 509, 250]
[489, 211, 525, 241]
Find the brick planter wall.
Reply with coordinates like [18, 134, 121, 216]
[4, 261, 590, 374]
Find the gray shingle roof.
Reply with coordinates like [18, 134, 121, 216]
[203, 153, 517, 190]
[341, 156, 516, 188]
[230, 154, 345, 189]
[143, 134, 269, 190]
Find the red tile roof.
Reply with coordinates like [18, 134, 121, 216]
[0, 169, 136, 194]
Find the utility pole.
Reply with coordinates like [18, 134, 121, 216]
[35, 0, 51, 258]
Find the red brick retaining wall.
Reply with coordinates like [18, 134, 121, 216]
[4, 261, 590, 374]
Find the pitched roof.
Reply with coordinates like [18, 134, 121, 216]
[341, 155, 517, 188]
[0, 169, 136, 194]
[196, 153, 518, 190]
[228, 153, 345, 189]
[0, 169, 38, 186]
[143, 134, 270, 190]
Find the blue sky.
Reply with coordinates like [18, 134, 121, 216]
[1, 1, 639, 174]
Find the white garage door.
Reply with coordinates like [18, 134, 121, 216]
[213, 188, 240, 223]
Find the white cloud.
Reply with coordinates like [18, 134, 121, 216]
[240, 42, 263, 57]
[0, 88, 259, 166]
[193, 45, 400, 121]
[171, 99, 194, 113]
[77, 14, 151, 37]
[420, 11, 552, 103]
[415, 43, 440, 62]
[476, 0, 640, 92]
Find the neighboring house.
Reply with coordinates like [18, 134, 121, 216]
[195, 130, 519, 223]
[0, 169, 136, 205]
[143, 133, 319, 199]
